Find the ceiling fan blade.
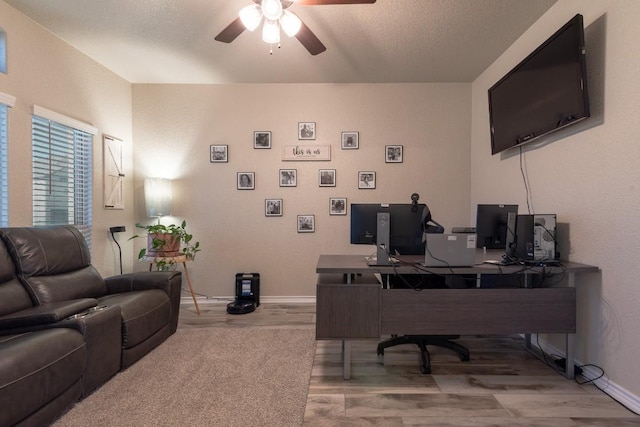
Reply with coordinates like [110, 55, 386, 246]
[292, 0, 376, 5]
[295, 21, 326, 55]
[215, 17, 246, 43]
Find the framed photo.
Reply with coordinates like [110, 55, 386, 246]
[254, 131, 271, 149]
[341, 132, 359, 149]
[330, 198, 347, 215]
[279, 169, 297, 187]
[210, 145, 228, 163]
[237, 172, 255, 190]
[297, 215, 315, 233]
[358, 171, 376, 189]
[318, 169, 336, 187]
[298, 122, 316, 140]
[265, 199, 283, 217]
[385, 145, 403, 163]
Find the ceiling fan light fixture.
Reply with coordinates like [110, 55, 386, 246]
[262, 0, 283, 21]
[262, 19, 281, 44]
[280, 10, 302, 37]
[239, 4, 262, 31]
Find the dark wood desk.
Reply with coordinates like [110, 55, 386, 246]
[316, 252, 598, 379]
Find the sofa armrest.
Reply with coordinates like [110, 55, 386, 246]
[0, 298, 97, 330]
[104, 271, 181, 295]
[104, 272, 182, 333]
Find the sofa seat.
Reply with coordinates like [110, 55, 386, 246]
[98, 289, 171, 368]
[98, 289, 170, 349]
[0, 328, 86, 427]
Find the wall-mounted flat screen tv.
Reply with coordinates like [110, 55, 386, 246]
[488, 14, 590, 155]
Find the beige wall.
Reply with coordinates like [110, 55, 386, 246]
[0, 2, 134, 276]
[471, 0, 640, 408]
[132, 83, 471, 297]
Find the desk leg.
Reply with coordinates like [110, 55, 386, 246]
[341, 340, 351, 380]
[565, 333, 575, 379]
[182, 262, 201, 315]
[565, 272, 576, 378]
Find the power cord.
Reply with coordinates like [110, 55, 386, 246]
[519, 146, 534, 214]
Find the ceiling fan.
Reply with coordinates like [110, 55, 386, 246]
[214, 0, 377, 55]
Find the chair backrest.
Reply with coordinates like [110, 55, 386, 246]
[0, 237, 34, 316]
[0, 226, 107, 304]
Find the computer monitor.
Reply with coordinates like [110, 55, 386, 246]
[475, 204, 518, 249]
[350, 203, 428, 255]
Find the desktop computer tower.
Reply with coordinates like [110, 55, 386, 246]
[514, 214, 557, 261]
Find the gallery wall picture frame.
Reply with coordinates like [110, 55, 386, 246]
[341, 131, 359, 149]
[254, 131, 271, 149]
[358, 171, 376, 189]
[298, 122, 316, 140]
[318, 169, 336, 187]
[279, 169, 297, 187]
[330, 198, 347, 215]
[265, 199, 283, 217]
[297, 215, 315, 233]
[385, 145, 403, 163]
[210, 145, 228, 163]
[237, 172, 255, 190]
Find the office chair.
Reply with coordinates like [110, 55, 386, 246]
[376, 274, 470, 374]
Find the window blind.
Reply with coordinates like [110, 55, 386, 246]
[0, 92, 13, 227]
[0, 27, 6, 74]
[32, 115, 93, 246]
[0, 104, 7, 226]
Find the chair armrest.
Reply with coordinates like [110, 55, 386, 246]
[0, 298, 97, 330]
[104, 271, 182, 296]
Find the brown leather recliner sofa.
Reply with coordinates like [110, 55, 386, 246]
[0, 226, 183, 427]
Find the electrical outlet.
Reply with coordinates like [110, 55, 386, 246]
[109, 226, 126, 233]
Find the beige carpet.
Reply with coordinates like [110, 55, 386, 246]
[55, 328, 316, 427]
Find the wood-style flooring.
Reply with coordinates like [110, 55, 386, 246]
[178, 302, 640, 426]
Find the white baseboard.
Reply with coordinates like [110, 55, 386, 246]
[180, 295, 317, 304]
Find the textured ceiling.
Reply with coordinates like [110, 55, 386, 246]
[4, 0, 557, 84]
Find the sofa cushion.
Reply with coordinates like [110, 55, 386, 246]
[0, 226, 107, 304]
[98, 289, 171, 349]
[0, 329, 86, 427]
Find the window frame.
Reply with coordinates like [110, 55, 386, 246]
[31, 105, 97, 246]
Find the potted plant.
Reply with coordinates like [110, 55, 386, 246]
[129, 220, 200, 271]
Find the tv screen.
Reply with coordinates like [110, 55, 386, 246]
[488, 14, 589, 155]
[475, 204, 518, 249]
[350, 203, 427, 255]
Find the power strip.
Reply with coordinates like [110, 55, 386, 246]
[554, 357, 584, 376]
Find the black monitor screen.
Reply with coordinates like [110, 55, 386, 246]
[475, 204, 518, 249]
[350, 203, 426, 255]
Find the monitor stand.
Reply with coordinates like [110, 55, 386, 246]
[375, 212, 392, 266]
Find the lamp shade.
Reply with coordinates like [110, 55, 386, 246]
[261, 0, 283, 21]
[280, 10, 301, 37]
[262, 19, 280, 44]
[239, 4, 262, 31]
[144, 178, 172, 218]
